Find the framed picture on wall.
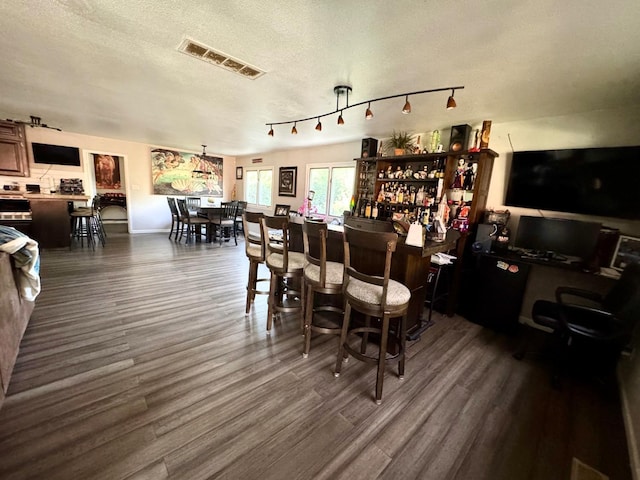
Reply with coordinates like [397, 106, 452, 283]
[278, 166, 297, 197]
[236, 166, 243, 180]
[611, 235, 640, 271]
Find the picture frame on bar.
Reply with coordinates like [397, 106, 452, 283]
[278, 166, 297, 197]
[611, 235, 640, 271]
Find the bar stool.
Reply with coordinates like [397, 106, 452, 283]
[302, 219, 344, 357]
[334, 225, 411, 404]
[69, 197, 105, 249]
[243, 211, 269, 314]
[260, 215, 305, 333]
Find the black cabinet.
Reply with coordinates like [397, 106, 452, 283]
[459, 254, 531, 333]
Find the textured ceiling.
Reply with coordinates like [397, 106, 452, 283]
[0, 0, 639, 156]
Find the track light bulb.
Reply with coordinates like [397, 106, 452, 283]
[291, 123, 298, 135]
[315, 118, 322, 131]
[447, 90, 457, 109]
[337, 111, 344, 125]
[402, 95, 411, 114]
[268, 125, 274, 136]
[365, 102, 373, 120]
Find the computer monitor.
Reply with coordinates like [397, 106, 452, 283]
[514, 216, 602, 260]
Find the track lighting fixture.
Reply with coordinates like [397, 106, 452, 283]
[402, 95, 411, 114]
[365, 102, 373, 120]
[266, 84, 463, 136]
[447, 89, 457, 110]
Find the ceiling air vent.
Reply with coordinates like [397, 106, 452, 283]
[178, 37, 265, 80]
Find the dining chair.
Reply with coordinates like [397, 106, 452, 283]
[260, 214, 305, 332]
[334, 224, 411, 404]
[210, 201, 239, 246]
[185, 196, 201, 216]
[166, 197, 181, 241]
[176, 198, 211, 244]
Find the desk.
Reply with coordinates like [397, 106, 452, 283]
[459, 251, 616, 332]
[287, 217, 459, 337]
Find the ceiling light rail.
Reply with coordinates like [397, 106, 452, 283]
[266, 85, 463, 136]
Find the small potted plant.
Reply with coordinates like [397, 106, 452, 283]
[387, 130, 414, 156]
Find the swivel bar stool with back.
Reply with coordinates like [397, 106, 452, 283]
[260, 214, 305, 333]
[242, 211, 269, 315]
[301, 219, 344, 357]
[334, 224, 411, 404]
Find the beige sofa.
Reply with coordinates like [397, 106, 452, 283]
[0, 251, 34, 410]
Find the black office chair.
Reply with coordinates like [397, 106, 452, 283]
[516, 261, 640, 384]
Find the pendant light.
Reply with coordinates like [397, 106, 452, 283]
[291, 122, 298, 135]
[447, 89, 457, 109]
[365, 102, 373, 120]
[402, 95, 411, 114]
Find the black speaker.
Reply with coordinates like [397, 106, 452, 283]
[361, 138, 378, 158]
[449, 124, 472, 152]
[472, 223, 496, 254]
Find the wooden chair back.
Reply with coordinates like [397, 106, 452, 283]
[302, 219, 328, 286]
[176, 198, 190, 220]
[261, 215, 292, 272]
[185, 196, 201, 214]
[167, 197, 179, 217]
[243, 211, 264, 259]
[342, 224, 398, 311]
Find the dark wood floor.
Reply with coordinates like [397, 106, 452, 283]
[0, 233, 632, 479]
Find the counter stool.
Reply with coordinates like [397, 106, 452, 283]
[334, 225, 411, 404]
[243, 211, 269, 314]
[261, 215, 305, 333]
[302, 219, 344, 357]
[69, 208, 100, 249]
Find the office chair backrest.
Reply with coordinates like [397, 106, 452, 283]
[603, 261, 640, 326]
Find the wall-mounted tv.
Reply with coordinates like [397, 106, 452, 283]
[505, 146, 640, 220]
[32, 143, 81, 166]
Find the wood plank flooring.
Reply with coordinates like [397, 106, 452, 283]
[0, 232, 632, 479]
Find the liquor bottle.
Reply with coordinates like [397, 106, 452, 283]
[349, 195, 356, 214]
[372, 202, 379, 219]
[397, 186, 404, 204]
[364, 201, 372, 218]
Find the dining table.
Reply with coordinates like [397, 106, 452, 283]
[196, 206, 223, 242]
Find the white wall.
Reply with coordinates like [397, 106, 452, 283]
[0, 128, 236, 233]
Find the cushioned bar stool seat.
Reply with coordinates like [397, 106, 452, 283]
[243, 211, 269, 314]
[334, 225, 411, 404]
[302, 219, 344, 357]
[261, 215, 305, 332]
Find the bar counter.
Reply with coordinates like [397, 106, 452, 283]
[287, 216, 459, 336]
[0, 192, 90, 248]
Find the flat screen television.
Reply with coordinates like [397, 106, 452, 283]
[514, 216, 602, 260]
[32, 143, 81, 166]
[505, 146, 640, 219]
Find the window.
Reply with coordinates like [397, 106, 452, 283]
[308, 163, 355, 217]
[245, 168, 273, 207]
